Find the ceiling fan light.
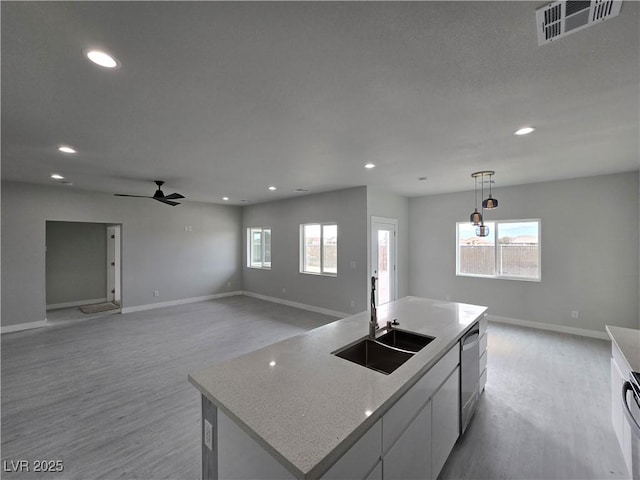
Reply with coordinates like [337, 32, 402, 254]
[482, 195, 498, 209]
[470, 209, 482, 225]
[476, 224, 490, 237]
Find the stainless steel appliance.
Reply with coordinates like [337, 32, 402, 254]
[623, 371, 640, 479]
[460, 324, 480, 434]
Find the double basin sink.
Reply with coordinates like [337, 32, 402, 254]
[333, 328, 435, 375]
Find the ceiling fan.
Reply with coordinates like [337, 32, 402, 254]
[115, 180, 185, 206]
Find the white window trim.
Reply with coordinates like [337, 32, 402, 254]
[299, 222, 338, 277]
[456, 218, 541, 282]
[247, 227, 271, 270]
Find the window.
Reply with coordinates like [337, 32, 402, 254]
[456, 219, 540, 281]
[300, 223, 337, 275]
[247, 227, 271, 269]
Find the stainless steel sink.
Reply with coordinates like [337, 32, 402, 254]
[375, 329, 435, 353]
[333, 338, 414, 375]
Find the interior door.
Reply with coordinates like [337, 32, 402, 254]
[371, 217, 397, 305]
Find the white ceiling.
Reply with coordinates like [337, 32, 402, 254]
[2, 1, 639, 205]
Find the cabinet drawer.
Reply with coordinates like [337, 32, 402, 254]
[323, 419, 382, 480]
[383, 345, 459, 454]
[479, 367, 487, 393]
[479, 314, 488, 336]
[480, 332, 487, 355]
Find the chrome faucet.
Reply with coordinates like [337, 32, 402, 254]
[369, 276, 378, 338]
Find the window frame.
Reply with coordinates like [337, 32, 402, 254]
[299, 222, 338, 276]
[247, 227, 271, 270]
[456, 218, 541, 282]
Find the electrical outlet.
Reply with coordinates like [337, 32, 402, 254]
[446, 295, 451, 301]
[350, 300, 355, 308]
[226, 282, 231, 287]
[282, 287, 286, 294]
[571, 310, 579, 319]
[203, 419, 213, 451]
[153, 290, 160, 298]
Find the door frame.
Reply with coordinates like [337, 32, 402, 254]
[370, 216, 398, 305]
[106, 224, 122, 306]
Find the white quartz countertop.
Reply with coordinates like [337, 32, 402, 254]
[606, 325, 640, 373]
[188, 296, 487, 479]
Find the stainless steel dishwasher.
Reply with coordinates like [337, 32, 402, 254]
[460, 323, 480, 434]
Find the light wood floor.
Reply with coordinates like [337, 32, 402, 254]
[2, 296, 629, 479]
[440, 322, 628, 480]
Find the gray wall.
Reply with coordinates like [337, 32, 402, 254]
[366, 188, 410, 299]
[1, 181, 243, 328]
[46, 221, 107, 306]
[408, 172, 640, 333]
[242, 187, 368, 315]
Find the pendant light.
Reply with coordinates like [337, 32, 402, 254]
[482, 171, 498, 209]
[469, 174, 482, 225]
[470, 171, 493, 237]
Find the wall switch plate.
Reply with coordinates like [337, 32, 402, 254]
[153, 290, 160, 297]
[203, 419, 213, 451]
[571, 311, 579, 319]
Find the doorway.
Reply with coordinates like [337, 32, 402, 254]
[45, 221, 122, 322]
[371, 217, 398, 305]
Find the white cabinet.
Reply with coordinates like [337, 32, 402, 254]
[364, 461, 382, 480]
[479, 314, 488, 393]
[382, 345, 460, 480]
[383, 400, 432, 480]
[611, 341, 633, 476]
[431, 368, 460, 478]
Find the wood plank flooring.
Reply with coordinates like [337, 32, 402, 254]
[2, 296, 337, 480]
[2, 297, 630, 479]
[440, 322, 628, 480]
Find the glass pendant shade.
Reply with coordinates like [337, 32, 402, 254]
[482, 195, 498, 209]
[476, 224, 490, 237]
[470, 209, 482, 225]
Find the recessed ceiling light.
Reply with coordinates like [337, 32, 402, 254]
[364, 163, 375, 169]
[418, 176, 428, 182]
[85, 49, 119, 69]
[51, 173, 64, 180]
[222, 197, 229, 201]
[58, 145, 76, 154]
[514, 126, 535, 136]
[268, 186, 277, 191]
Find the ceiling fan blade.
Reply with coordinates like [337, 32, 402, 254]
[164, 193, 185, 200]
[154, 197, 180, 206]
[114, 194, 152, 198]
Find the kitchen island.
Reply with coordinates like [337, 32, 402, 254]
[188, 296, 487, 479]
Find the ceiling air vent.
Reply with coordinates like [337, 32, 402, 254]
[536, 0, 623, 46]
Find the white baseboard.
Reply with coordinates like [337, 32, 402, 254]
[121, 291, 243, 314]
[241, 291, 349, 319]
[46, 298, 108, 310]
[489, 314, 609, 340]
[1, 320, 48, 334]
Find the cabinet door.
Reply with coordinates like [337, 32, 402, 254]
[322, 419, 382, 480]
[611, 358, 625, 452]
[431, 367, 460, 479]
[365, 461, 382, 480]
[383, 401, 432, 480]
